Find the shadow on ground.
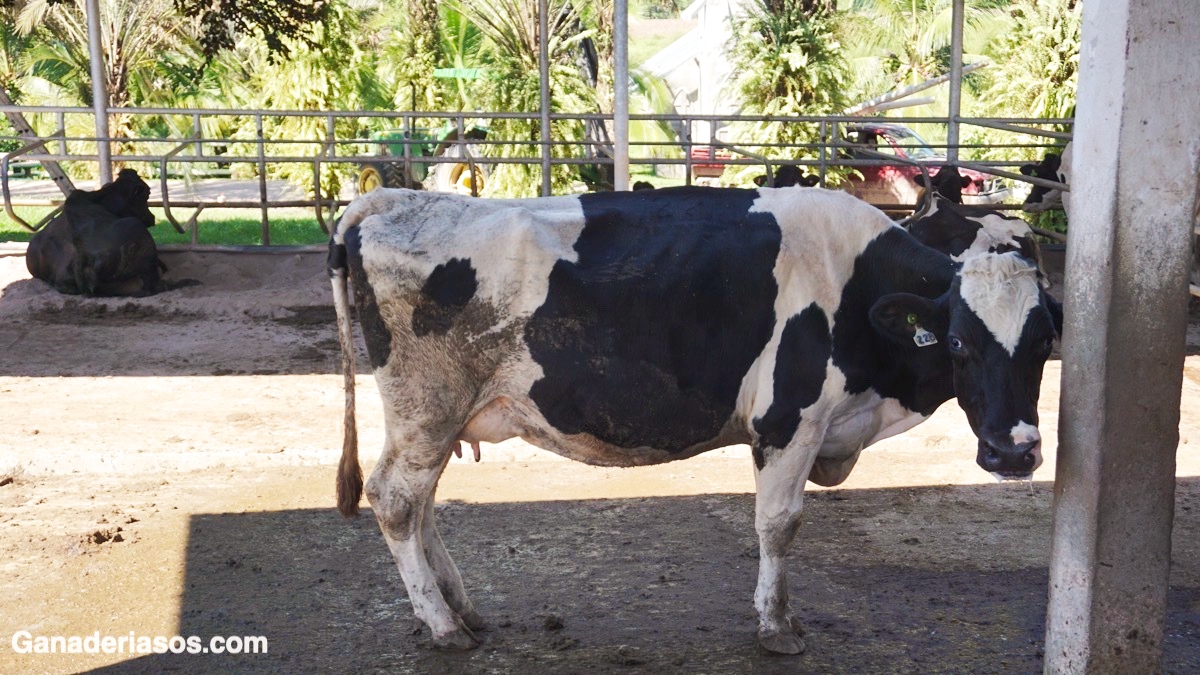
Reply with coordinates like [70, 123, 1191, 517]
[91, 483, 1200, 674]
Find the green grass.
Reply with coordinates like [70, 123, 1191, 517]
[1, 207, 329, 246]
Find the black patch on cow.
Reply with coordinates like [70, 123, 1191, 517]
[752, 303, 831, 459]
[343, 228, 392, 370]
[326, 238, 346, 277]
[412, 258, 478, 336]
[832, 227, 957, 416]
[525, 187, 781, 451]
[907, 199, 983, 258]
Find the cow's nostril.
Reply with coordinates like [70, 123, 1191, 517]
[983, 448, 1002, 469]
[1023, 450, 1037, 468]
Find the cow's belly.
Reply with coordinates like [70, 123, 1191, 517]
[456, 393, 748, 467]
[819, 391, 927, 460]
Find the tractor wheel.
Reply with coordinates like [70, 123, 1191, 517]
[432, 145, 488, 196]
[356, 162, 413, 195]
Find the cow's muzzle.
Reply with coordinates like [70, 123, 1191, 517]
[976, 431, 1042, 480]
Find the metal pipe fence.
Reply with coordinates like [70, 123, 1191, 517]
[1, 104, 1074, 246]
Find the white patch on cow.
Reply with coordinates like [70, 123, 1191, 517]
[953, 212, 1033, 262]
[738, 189, 898, 425]
[1010, 420, 1044, 471]
[958, 253, 1041, 356]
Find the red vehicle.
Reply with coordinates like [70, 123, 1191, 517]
[840, 123, 1009, 206]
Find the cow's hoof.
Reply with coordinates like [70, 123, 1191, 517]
[460, 609, 487, 632]
[758, 627, 806, 655]
[432, 626, 479, 650]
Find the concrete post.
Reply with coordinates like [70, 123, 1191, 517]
[538, 0, 552, 197]
[1045, 0, 1200, 672]
[84, 0, 112, 184]
[613, 0, 629, 191]
[946, 0, 964, 163]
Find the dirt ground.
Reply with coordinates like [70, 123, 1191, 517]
[0, 247, 1198, 674]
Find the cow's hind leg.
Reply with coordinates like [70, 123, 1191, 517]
[367, 431, 479, 650]
[422, 490, 485, 631]
[753, 432, 821, 654]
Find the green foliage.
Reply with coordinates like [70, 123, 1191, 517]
[725, 0, 850, 176]
[455, 0, 603, 196]
[840, 0, 1010, 124]
[968, 0, 1079, 163]
[173, 0, 330, 64]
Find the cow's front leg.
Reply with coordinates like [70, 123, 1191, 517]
[367, 434, 479, 650]
[753, 434, 821, 654]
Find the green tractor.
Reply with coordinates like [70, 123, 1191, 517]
[357, 68, 491, 196]
[356, 121, 489, 196]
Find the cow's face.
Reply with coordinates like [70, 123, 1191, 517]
[96, 169, 155, 228]
[870, 253, 1061, 479]
[1020, 153, 1064, 213]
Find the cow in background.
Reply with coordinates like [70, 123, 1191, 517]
[1020, 142, 1072, 217]
[754, 165, 821, 188]
[913, 166, 972, 205]
[26, 169, 167, 297]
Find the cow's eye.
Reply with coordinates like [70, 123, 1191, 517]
[948, 336, 965, 353]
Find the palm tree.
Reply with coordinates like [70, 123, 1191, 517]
[16, 0, 197, 110]
[841, 0, 1009, 97]
[725, 0, 851, 173]
[451, 0, 603, 196]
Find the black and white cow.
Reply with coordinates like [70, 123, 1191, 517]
[754, 165, 821, 188]
[913, 165, 973, 205]
[1021, 142, 1072, 217]
[908, 192, 1044, 269]
[26, 169, 166, 297]
[328, 186, 1062, 654]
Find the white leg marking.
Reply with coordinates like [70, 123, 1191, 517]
[753, 428, 823, 654]
[421, 492, 485, 631]
[367, 434, 478, 649]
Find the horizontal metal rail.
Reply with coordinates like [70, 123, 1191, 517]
[1, 105, 1082, 248]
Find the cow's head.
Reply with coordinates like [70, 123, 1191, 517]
[1020, 153, 1064, 213]
[870, 252, 1062, 479]
[915, 166, 972, 204]
[94, 169, 155, 228]
[755, 166, 820, 188]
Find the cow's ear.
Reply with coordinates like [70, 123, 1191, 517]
[1019, 164, 1036, 176]
[870, 293, 947, 346]
[753, 175, 767, 187]
[1044, 291, 1064, 337]
[959, 174, 973, 189]
[913, 174, 930, 189]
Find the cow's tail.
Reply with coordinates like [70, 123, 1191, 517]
[329, 234, 362, 517]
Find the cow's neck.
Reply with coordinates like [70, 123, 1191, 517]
[832, 227, 959, 416]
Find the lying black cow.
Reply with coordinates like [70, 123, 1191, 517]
[329, 186, 1062, 654]
[26, 169, 166, 297]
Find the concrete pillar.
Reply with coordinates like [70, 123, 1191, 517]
[1046, 0, 1200, 672]
[84, 0, 112, 184]
[613, 0, 629, 191]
